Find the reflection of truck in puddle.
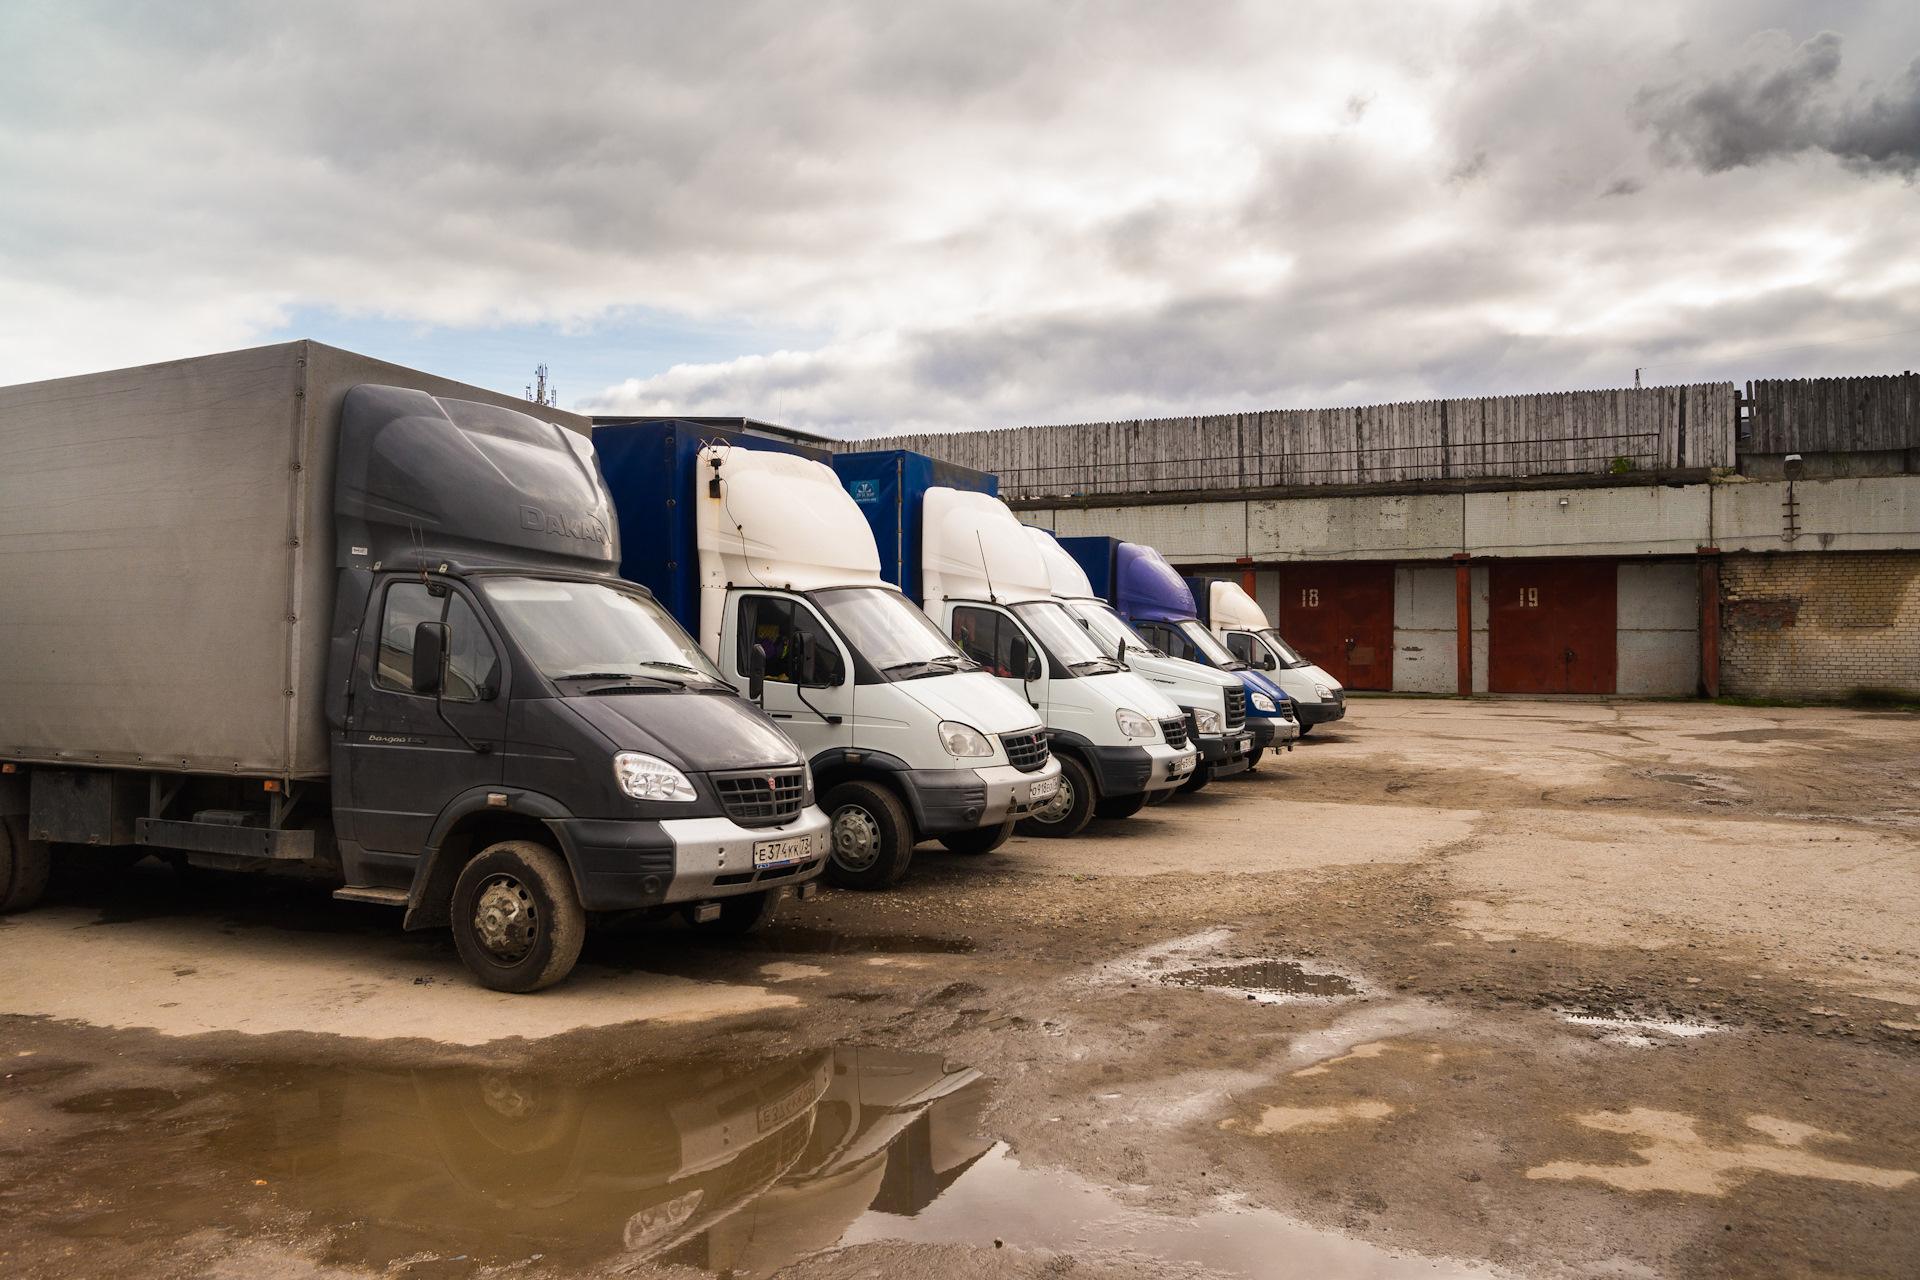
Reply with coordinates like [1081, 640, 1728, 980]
[244, 1048, 991, 1275]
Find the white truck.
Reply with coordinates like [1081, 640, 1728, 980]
[1023, 528, 1253, 795]
[1194, 579, 1348, 734]
[595, 430, 1062, 889]
[913, 488, 1198, 835]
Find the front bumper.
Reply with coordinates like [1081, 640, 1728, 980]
[898, 757, 1065, 837]
[1084, 742, 1200, 797]
[1298, 692, 1347, 726]
[1196, 730, 1254, 780]
[552, 807, 830, 911]
[1248, 715, 1299, 750]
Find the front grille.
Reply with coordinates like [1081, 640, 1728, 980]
[1223, 686, 1246, 730]
[1159, 717, 1189, 750]
[1000, 730, 1051, 773]
[712, 769, 806, 827]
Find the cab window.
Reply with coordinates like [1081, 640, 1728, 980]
[951, 606, 1032, 678]
[737, 595, 845, 686]
[375, 581, 499, 700]
[1226, 632, 1272, 669]
[1138, 621, 1198, 662]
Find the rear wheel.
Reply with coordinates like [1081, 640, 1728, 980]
[1017, 756, 1095, 839]
[450, 840, 586, 993]
[0, 816, 51, 913]
[822, 780, 915, 889]
[940, 819, 1015, 855]
[1093, 791, 1148, 821]
[683, 889, 782, 935]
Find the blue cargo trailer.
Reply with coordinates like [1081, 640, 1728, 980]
[830, 450, 998, 603]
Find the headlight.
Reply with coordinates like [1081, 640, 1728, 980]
[938, 720, 995, 757]
[1250, 692, 1277, 713]
[1115, 707, 1155, 738]
[614, 751, 697, 802]
[624, 1188, 704, 1251]
[1192, 707, 1221, 734]
[1314, 684, 1333, 700]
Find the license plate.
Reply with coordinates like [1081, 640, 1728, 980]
[1029, 774, 1061, 801]
[757, 1079, 817, 1132]
[753, 836, 811, 868]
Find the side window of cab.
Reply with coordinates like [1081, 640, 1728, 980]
[737, 595, 844, 686]
[374, 581, 499, 700]
[951, 606, 1024, 677]
[1225, 632, 1259, 666]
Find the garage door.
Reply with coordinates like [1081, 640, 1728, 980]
[1275, 564, 1394, 690]
[1488, 560, 1617, 693]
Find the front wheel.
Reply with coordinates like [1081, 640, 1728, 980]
[940, 819, 1014, 855]
[822, 781, 915, 890]
[0, 816, 51, 913]
[1245, 746, 1265, 771]
[1144, 785, 1176, 806]
[1298, 723, 1314, 737]
[1178, 766, 1211, 794]
[450, 840, 587, 993]
[1017, 756, 1095, 839]
[1093, 791, 1148, 821]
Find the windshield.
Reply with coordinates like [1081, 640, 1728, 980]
[479, 578, 726, 684]
[1065, 600, 1164, 659]
[1012, 600, 1116, 669]
[812, 586, 973, 677]
[1258, 627, 1310, 668]
[1178, 619, 1245, 668]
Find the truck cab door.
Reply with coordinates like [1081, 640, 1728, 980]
[950, 605, 1045, 714]
[730, 593, 854, 756]
[344, 578, 507, 855]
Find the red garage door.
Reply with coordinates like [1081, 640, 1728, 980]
[1276, 564, 1394, 690]
[1489, 560, 1617, 693]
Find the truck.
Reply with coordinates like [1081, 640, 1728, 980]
[1060, 538, 1296, 766]
[592, 424, 1062, 888]
[0, 342, 828, 992]
[1186, 575, 1347, 734]
[831, 451, 1199, 834]
[1025, 532, 1253, 793]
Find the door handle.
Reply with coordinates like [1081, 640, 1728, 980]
[1564, 648, 1576, 662]
[770, 711, 794, 719]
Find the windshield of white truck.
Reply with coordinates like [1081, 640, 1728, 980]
[1011, 600, 1120, 672]
[1066, 600, 1164, 659]
[479, 578, 727, 685]
[1258, 627, 1310, 668]
[1178, 618, 1246, 669]
[812, 586, 979, 680]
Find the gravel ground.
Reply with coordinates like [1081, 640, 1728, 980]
[1, 697, 1916, 1279]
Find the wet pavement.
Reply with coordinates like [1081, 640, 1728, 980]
[2, 698, 1919, 1279]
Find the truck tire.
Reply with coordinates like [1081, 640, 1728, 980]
[0, 816, 51, 913]
[1144, 785, 1176, 806]
[1245, 747, 1265, 771]
[940, 819, 1014, 855]
[1017, 756, 1095, 839]
[1178, 767, 1211, 795]
[683, 888, 782, 935]
[1298, 723, 1313, 737]
[450, 840, 586, 993]
[822, 781, 914, 890]
[1093, 791, 1148, 821]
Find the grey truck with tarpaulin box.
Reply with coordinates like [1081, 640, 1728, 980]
[0, 342, 826, 991]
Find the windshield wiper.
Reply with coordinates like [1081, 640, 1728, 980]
[638, 661, 706, 675]
[1070, 658, 1123, 674]
[555, 670, 686, 692]
[883, 656, 968, 679]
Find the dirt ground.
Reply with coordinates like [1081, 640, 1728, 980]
[2, 697, 1917, 1280]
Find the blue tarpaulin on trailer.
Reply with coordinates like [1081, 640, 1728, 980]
[831, 450, 997, 604]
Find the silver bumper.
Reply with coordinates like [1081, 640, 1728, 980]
[1144, 742, 1200, 792]
[976, 757, 1065, 824]
[661, 806, 831, 903]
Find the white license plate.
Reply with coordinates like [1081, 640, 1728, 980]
[1028, 774, 1061, 801]
[753, 836, 811, 868]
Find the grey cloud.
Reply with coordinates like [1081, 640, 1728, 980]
[1635, 29, 1920, 174]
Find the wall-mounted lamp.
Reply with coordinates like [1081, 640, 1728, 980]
[1558, 497, 1570, 507]
[1783, 453, 1803, 480]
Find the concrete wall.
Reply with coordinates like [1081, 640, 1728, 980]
[1721, 551, 1920, 700]
[1617, 562, 1699, 696]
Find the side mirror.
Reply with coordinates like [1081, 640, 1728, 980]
[1008, 635, 1035, 682]
[411, 622, 447, 695]
[748, 646, 766, 703]
[800, 632, 818, 686]
[1116, 637, 1127, 664]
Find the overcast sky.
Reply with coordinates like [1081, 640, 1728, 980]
[4, 1, 1918, 436]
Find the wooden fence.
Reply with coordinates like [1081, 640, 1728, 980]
[836, 384, 1737, 500]
[1746, 374, 1920, 454]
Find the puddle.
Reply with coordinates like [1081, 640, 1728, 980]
[842, 1142, 1495, 1278]
[2, 1046, 994, 1279]
[1165, 961, 1358, 1000]
[666, 923, 975, 955]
